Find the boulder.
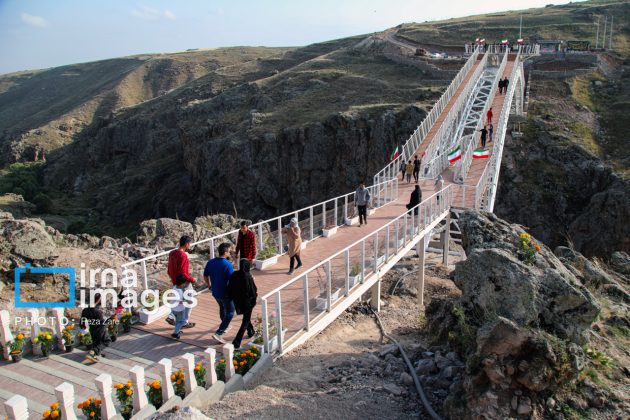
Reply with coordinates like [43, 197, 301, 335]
[149, 406, 211, 420]
[137, 218, 194, 249]
[0, 218, 58, 261]
[610, 251, 630, 275]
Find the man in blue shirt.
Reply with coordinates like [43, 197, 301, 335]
[204, 242, 235, 343]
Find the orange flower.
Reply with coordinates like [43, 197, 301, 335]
[50, 403, 59, 410]
[43, 410, 51, 419]
[170, 374, 176, 381]
[176, 379, 182, 385]
[125, 389, 133, 396]
[16, 333, 24, 340]
[77, 403, 84, 410]
[90, 412, 95, 417]
[114, 383, 123, 389]
[220, 359, 225, 363]
[51, 410, 59, 419]
[153, 382, 161, 390]
[95, 399, 101, 405]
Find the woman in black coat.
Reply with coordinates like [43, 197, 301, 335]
[406, 185, 422, 215]
[227, 259, 258, 348]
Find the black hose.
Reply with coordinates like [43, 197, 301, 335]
[369, 306, 442, 420]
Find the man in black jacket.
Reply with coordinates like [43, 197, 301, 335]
[406, 185, 422, 216]
[227, 259, 258, 349]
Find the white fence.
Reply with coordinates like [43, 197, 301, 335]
[259, 186, 454, 354]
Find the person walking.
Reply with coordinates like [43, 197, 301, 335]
[405, 160, 414, 183]
[227, 259, 258, 349]
[503, 77, 509, 94]
[81, 293, 112, 362]
[235, 221, 257, 263]
[498, 78, 504, 94]
[354, 182, 371, 226]
[486, 107, 493, 125]
[489, 123, 494, 143]
[435, 174, 445, 204]
[413, 154, 421, 183]
[479, 125, 488, 148]
[282, 218, 303, 275]
[399, 161, 406, 181]
[171, 274, 194, 340]
[166, 236, 196, 327]
[204, 242, 235, 344]
[406, 185, 422, 215]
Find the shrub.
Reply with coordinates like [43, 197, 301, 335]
[77, 398, 101, 419]
[215, 347, 261, 382]
[6, 333, 26, 354]
[170, 368, 186, 398]
[32, 193, 53, 213]
[42, 402, 61, 419]
[113, 381, 133, 417]
[146, 379, 162, 408]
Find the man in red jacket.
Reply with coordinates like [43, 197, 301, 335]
[166, 236, 196, 327]
[235, 221, 257, 263]
[486, 107, 493, 125]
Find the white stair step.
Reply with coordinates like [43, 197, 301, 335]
[21, 359, 98, 391]
[0, 388, 48, 414]
[49, 354, 127, 383]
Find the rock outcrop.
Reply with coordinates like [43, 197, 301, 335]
[426, 210, 602, 419]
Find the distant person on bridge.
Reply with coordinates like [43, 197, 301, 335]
[479, 125, 489, 148]
[166, 236, 196, 328]
[435, 174, 444, 204]
[282, 218, 303, 275]
[489, 123, 494, 143]
[413, 154, 421, 183]
[486, 107, 493, 125]
[235, 221, 257, 263]
[227, 258, 258, 349]
[354, 182, 371, 226]
[399, 161, 406, 181]
[406, 185, 422, 216]
[498, 78, 505, 94]
[503, 77, 509, 94]
[204, 242, 235, 344]
[405, 160, 414, 183]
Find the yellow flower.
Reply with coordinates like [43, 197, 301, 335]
[46, 334, 52, 340]
[50, 403, 59, 410]
[51, 410, 59, 419]
[114, 383, 123, 389]
[43, 410, 51, 419]
[125, 389, 133, 396]
[171, 374, 176, 380]
[194, 366, 200, 372]
[33, 337, 39, 343]
[153, 382, 161, 390]
[16, 333, 24, 340]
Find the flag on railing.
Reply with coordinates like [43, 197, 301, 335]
[448, 147, 462, 163]
[473, 148, 490, 159]
[480, 38, 485, 43]
[517, 38, 524, 45]
[475, 38, 480, 43]
[501, 39, 509, 45]
[390, 146, 400, 161]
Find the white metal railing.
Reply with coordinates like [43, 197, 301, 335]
[485, 53, 523, 211]
[259, 186, 454, 354]
[465, 44, 540, 56]
[420, 51, 490, 179]
[373, 47, 480, 190]
[455, 49, 508, 183]
[122, 178, 399, 290]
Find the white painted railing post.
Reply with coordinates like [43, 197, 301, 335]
[129, 365, 149, 414]
[4, 395, 28, 420]
[181, 353, 198, 395]
[27, 308, 41, 356]
[157, 358, 175, 402]
[275, 291, 284, 353]
[326, 261, 332, 311]
[0, 310, 13, 360]
[51, 308, 65, 351]
[257, 225, 263, 252]
[303, 274, 310, 329]
[203, 348, 218, 387]
[141, 260, 148, 291]
[223, 344, 235, 380]
[261, 299, 269, 353]
[95, 374, 117, 420]
[55, 382, 77, 420]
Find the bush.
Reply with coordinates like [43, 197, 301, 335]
[32, 193, 53, 213]
[0, 163, 43, 201]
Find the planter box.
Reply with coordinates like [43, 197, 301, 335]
[247, 328, 286, 353]
[322, 227, 338, 238]
[138, 304, 171, 325]
[254, 255, 279, 270]
[372, 255, 386, 270]
[348, 274, 361, 288]
[367, 208, 376, 216]
[315, 288, 342, 310]
[345, 217, 359, 226]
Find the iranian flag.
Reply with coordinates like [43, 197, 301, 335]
[501, 39, 509, 45]
[480, 38, 485, 43]
[475, 38, 480, 43]
[448, 147, 462, 163]
[517, 38, 524, 45]
[390, 145, 400, 161]
[473, 148, 490, 159]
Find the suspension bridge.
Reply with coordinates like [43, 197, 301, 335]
[0, 44, 537, 419]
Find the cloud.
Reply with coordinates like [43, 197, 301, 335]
[131, 6, 176, 21]
[21, 13, 48, 28]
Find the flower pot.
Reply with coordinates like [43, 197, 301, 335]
[372, 255, 386, 269]
[348, 274, 361, 288]
[64, 345, 73, 353]
[315, 288, 342, 310]
[41, 348, 50, 358]
[122, 324, 131, 333]
[322, 227, 338, 238]
[254, 255, 279, 271]
[10, 351, 22, 363]
[110, 335, 117, 342]
[344, 216, 359, 226]
[138, 304, 171, 324]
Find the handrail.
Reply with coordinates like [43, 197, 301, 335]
[122, 177, 399, 289]
[485, 52, 522, 211]
[420, 51, 490, 179]
[259, 185, 454, 353]
[455, 49, 508, 183]
[373, 47, 480, 189]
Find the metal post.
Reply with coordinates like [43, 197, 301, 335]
[261, 299, 269, 353]
[210, 239, 215, 258]
[602, 16, 607, 49]
[610, 15, 613, 50]
[344, 196, 348, 221]
[277, 218, 282, 255]
[361, 240, 366, 283]
[373, 233, 378, 270]
[142, 260, 148, 290]
[258, 225, 263, 251]
[385, 226, 390, 262]
[344, 250, 350, 295]
[596, 17, 600, 49]
[310, 207, 314, 240]
[303, 275, 310, 330]
[334, 199, 338, 226]
[275, 292, 284, 353]
[442, 213, 451, 266]
[417, 237, 426, 308]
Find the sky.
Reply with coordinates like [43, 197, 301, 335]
[0, 0, 579, 75]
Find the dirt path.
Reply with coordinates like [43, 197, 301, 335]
[205, 252, 462, 420]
